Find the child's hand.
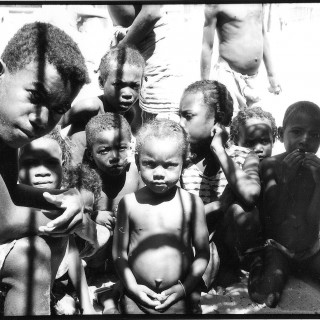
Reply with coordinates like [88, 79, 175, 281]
[268, 75, 282, 95]
[280, 149, 305, 183]
[110, 26, 128, 47]
[154, 283, 185, 312]
[210, 123, 229, 154]
[39, 188, 83, 234]
[302, 152, 320, 184]
[133, 285, 160, 308]
[95, 210, 116, 230]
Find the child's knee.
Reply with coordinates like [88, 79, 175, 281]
[2, 237, 52, 289]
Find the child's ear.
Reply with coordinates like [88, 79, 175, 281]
[98, 76, 104, 90]
[0, 60, 7, 77]
[135, 153, 140, 171]
[84, 148, 93, 162]
[278, 126, 284, 142]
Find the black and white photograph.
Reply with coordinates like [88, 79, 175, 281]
[0, 2, 320, 316]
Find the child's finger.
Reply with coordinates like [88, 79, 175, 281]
[43, 192, 63, 207]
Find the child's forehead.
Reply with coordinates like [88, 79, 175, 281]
[245, 117, 272, 128]
[285, 111, 320, 128]
[20, 137, 61, 156]
[94, 127, 131, 141]
[141, 135, 182, 152]
[109, 60, 142, 73]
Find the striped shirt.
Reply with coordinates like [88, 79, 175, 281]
[181, 145, 251, 204]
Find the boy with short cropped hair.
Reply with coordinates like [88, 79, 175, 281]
[248, 101, 320, 308]
[84, 113, 143, 314]
[0, 21, 97, 315]
[113, 119, 209, 314]
[61, 46, 145, 165]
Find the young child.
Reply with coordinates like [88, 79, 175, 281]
[248, 101, 320, 308]
[113, 119, 209, 314]
[18, 128, 96, 315]
[227, 107, 277, 253]
[61, 46, 145, 165]
[84, 112, 143, 314]
[0, 22, 98, 315]
[179, 80, 261, 288]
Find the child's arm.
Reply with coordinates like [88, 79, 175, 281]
[67, 236, 96, 314]
[60, 98, 100, 129]
[155, 194, 209, 311]
[262, 4, 281, 95]
[301, 153, 320, 225]
[116, 5, 162, 47]
[211, 124, 261, 207]
[112, 196, 160, 308]
[0, 147, 85, 243]
[200, 4, 219, 79]
[260, 151, 304, 224]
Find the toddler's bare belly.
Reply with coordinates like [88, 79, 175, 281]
[129, 245, 192, 291]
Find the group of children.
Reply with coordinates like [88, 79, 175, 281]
[0, 20, 320, 316]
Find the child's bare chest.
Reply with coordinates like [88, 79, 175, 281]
[131, 202, 190, 234]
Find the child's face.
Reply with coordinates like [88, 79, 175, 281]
[102, 61, 143, 113]
[18, 137, 63, 189]
[180, 92, 215, 146]
[282, 112, 320, 153]
[139, 136, 183, 194]
[0, 61, 80, 148]
[91, 128, 131, 176]
[238, 117, 274, 160]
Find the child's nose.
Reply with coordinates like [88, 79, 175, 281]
[153, 166, 165, 178]
[254, 144, 264, 153]
[121, 90, 133, 100]
[109, 150, 120, 162]
[29, 106, 49, 130]
[35, 165, 51, 176]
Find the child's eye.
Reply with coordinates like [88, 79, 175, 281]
[27, 89, 45, 105]
[98, 148, 111, 155]
[112, 81, 122, 88]
[182, 114, 192, 121]
[51, 104, 70, 115]
[310, 132, 320, 139]
[119, 146, 128, 151]
[142, 161, 155, 168]
[261, 139, 271, 145]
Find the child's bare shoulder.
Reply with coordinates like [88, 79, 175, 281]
[177, 187, 204, 210]
[73, 96, 103, 113]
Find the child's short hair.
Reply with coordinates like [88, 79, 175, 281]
[63, 163, 102, 205]
[282, 101, 320, 129]
[230, 106, 277, 145]
[182, 80, 233, 127]
[1, 22, 90, 89]
[85, 113, 132, 150]
[98, 45, 145, 83]
[136, 119, 189, 165]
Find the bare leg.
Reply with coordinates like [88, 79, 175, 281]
[248, 246, 289, 307]
[1, 236, 52, 315]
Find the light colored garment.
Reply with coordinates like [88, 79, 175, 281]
[0, 240, 16, 272]
[136, 13, 184, 115]
[181, 145, 251, 205]
[212, 56, 261, 114]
